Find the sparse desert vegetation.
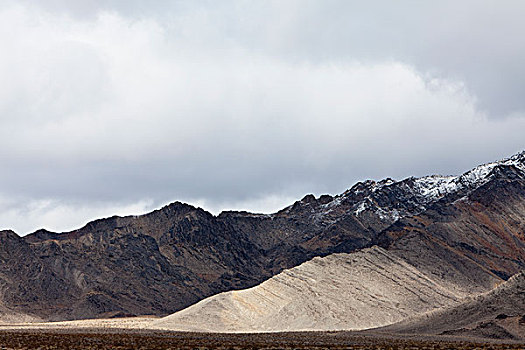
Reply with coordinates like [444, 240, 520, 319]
[0, 330, 524, 350]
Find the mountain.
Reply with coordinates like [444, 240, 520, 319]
[383, 271, 525, 340]
[0, 151, 524, 321]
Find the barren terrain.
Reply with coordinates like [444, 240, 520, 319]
[1, 328, 524, 350]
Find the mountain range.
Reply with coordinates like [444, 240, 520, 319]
[0, 151, 524, 338]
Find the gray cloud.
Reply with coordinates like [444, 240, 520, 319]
[14, 0, 525, 115]
[0, 1, 524, 234]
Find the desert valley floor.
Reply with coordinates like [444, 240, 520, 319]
[0, 325, 525, 350]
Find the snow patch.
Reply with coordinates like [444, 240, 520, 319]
[375, 207, 400, 222]
[354, 201, 368, 216]
[413, 175, 457, 200]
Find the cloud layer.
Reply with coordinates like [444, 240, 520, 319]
[1, 1, 524, 234]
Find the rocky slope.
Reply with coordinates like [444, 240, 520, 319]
[378, 162, 525, 291]
[0, 230, 73, 321]
[383, 271, 525, 340]
[149, 246, 466, 332]
[0, 151, 524, 321]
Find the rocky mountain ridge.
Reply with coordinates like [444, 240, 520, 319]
[0, 151, 524, 322]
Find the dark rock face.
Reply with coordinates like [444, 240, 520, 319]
[0, 230, 78, 319]
[1, 151, 525, 321]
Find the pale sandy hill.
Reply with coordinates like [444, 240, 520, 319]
[0, 304, 41, 324]
[0, 316, 156, 330]
[150, 246, 468, 332]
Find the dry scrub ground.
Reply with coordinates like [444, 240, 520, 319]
[0, 329, 524, 350]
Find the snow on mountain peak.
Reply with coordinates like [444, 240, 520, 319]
[401, 151, 524, 201]
[349, 151, 525, 222]
[456, 151, 525, 188]
[281, 151, 524, 226]
[413, 175, 457, 201]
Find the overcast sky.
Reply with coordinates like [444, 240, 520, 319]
[1, 0, 524, 234]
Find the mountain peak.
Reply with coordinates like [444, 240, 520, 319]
[335, 150, 525, 225]
[0, 229, 20, 240]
